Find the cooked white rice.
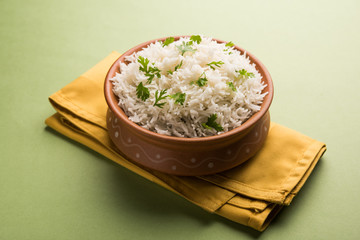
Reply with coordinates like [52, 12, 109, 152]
[111, 35, 267, 138]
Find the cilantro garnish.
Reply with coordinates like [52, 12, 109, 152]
[154, 89, 168, 108]
[202, 114, 223, 132]
[169, 92, 186, 105]
[162, 37, 174, 47]
[145, 66, 161, 83]
[191, 72, 208, 87]
[136, 82, 150, 101]
[227, 82, 236, 91]
[176, 35, 202, 55]
[225, 41, 234, 47]
[190, 35, 202, 44]
[224, 41, 235, 54]
[237, 69, 255, 78]
[207, 61, 224, 70]
[167, 60, 183, 75]
[176, 41, 196, 55]
[138, 56, 149, 72]
[137, 56, 161, 83]
[174, 60, 183, 71]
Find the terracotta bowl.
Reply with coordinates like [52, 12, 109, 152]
[104, 36, 274, 176]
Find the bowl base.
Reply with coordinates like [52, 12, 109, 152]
[107, 109, 270, 176]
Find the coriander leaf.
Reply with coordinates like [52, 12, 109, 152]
[169, 92, 186, 105]
[202, 114, 223, 132]
[167, 60, 183, 75]
[138, 56, 149, 73]
[237, 69, 255, 78]
[248, 72, 255, 77]
[176, 41, 196, 55]
[193, 72, 208, 87]
[224, 41, 234, 54]
[145, 73, 155, 83]
[145, 65, 161, 83]
[138, 56, 161, 83]
[207, 61, 224, 70]
[227, 82, 236, 91]
[175, 60, 183, 71]
[223, 49, 233, 54]
[136, 82, 150, 101]
[225, 41, 234, 47]
[162, 37, 174, 47]
[154, 89, 168, 108]
[190, 35, 202, 44]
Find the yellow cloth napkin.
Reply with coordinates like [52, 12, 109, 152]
[45, 51, 326, 231]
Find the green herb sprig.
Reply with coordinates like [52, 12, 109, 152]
[176, 41, 196, 55]
[138, 56, 149, 72]
[207, 61, 224, 70]
[202, 114, 223, 132]
[169, 92, 186, 105]
[225, 41, 234, 47]
[176, 35, 202, 55]
[136, 82, 150, 101]
[154, 89, 168, 108]
[191, 72, 208, 87]
[227, 82, 236, 91]
[224, 41, 234, 55]
[190, 35, 202, 44]
[167, 60, 183, 75]
[138, 56, 161, 83]
[237, 69, 255, 78]
[162, 37, 174, 47]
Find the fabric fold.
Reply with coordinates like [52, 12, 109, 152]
[199, 124, 326, 205]
[45, 52, 326, 231]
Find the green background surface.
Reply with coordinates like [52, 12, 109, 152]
[1, 0, 359, 239]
